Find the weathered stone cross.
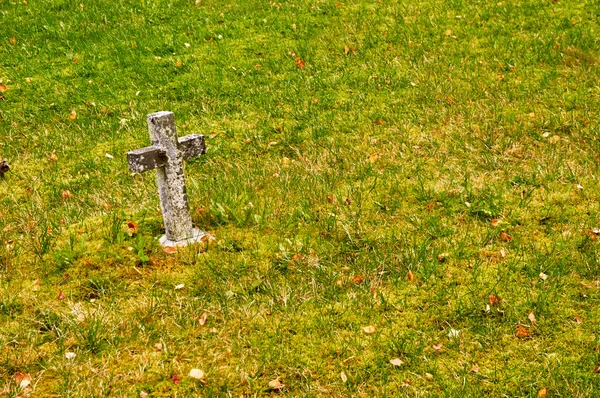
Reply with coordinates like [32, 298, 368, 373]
[127, 111, 206, 247]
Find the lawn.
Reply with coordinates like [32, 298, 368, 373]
[1, 0, 600, 396]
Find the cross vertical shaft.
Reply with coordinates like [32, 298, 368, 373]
[147, 111, 195, 243]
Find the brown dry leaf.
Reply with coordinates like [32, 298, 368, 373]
[488, 294, 501, 306]
[15, 372, 31, 389]
[344, 198, 352, 205]
[268, 378, 284, 391]
[444, 29, 452, 36]
[407, 270, 415, 281]
[140, 392, 149, 398]
[528, 312, 537, 324]
[390, 358, 403, 367]
[0, 84, 7, 93]
[471, 366, 479, 374]
[516, 325, 530, 338]
[574, 316, 583, 325]
[374, 119, 386, 125]
[499, 231, 512, 242]
[153, 343, 163, 351]
[57, 290, 66, 300]
[127, 221, 138, 230]
[491, 218, 500, 227]
[368, 153, 380, 164]
[199, 312, 208, 326]
[537, 387, 549, 398]
[48, 150, 59, 162]
[292, 253, 303, 261]
[432, 344, 443, 351]
[294, 57, 305, 68]
[69, 110, 77, 119]
[363, 325, 376, 334]
[343, 45, 350, 54]
[9, 37, 16, 44]
[592, 363, 600, 373]
[176, 61, 183, 67]
[163, 246, 177, 254]
[62, 189, 73, 200]
[353, 275, 364, 284]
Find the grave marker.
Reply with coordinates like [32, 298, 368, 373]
[127, 111, 206, 246]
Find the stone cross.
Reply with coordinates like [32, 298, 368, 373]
[127, 111, 206, 247]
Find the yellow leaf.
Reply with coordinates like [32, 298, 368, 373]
[0, 84, 6, 92]
[363, 325, 376, 334]
[368, 153, 380, 163]
[69, 110, 77, 119]
[340, 371, 347, 382]
[537, 387, 548, 398]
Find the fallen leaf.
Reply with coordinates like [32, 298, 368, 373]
[163, 246, 177, 254]
[344, 198, 352, 205]
[140, 392, 149, 398]
[491, 218, 500, 227]
[0, 84, 6, 93]
[69, 110, 77, 120]
[516, 325, 530, 338]
[340, 370, 347, 382]
[539, 272, 548, 281]
[127, 221, 138, 230]
[189, 368, 206, 381]
[57, 291, 66, 300]
[499, 231, 512, 242]
[488, 294, 501, 306]
[593, 363, 600, 373]
[353, 275, 364, 284]
[390, 358, 403, 367]
[368, 153, 380, 163]
[9, 37, 16, 44]
[437, 253, 449, 263]
[282, 156, 291, 165]
[537, 387, 548, 398]
[471, 366, 479, 373]
[574, 316, 583, 324]
[374, 119, 386, 125]
[432, 344, 443, 351]
[172, 375, 181, 385]
[343, 45, 350, 54]
[294, 57, 305, 68]
[425, 373, 434, 381]
[363, 325, 376, 334]
[444, 29, 452, 36]
[14, 372, 31, 389]
[199, 312, 208, 326]
[73, 58, 78, 63]
[174, 283, 185, 290]
[292, 253, 303, 261]
[407, 270, 415, 281]
[176, 61, 183, 67]
[153, 343, 162, 351]
[528, 312, 537, 324]
[195, 0, 201, 4]
[65, 351, 76, 359]
[268, 378, 284, 390]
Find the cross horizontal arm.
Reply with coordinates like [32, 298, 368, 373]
[179, 134, 206, 160]
[127, 134, 206, 173]
[127, 146, 167, 173]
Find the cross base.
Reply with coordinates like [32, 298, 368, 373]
[159, 228, 206, 247]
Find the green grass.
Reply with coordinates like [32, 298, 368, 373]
[1, 0, 600, 396]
